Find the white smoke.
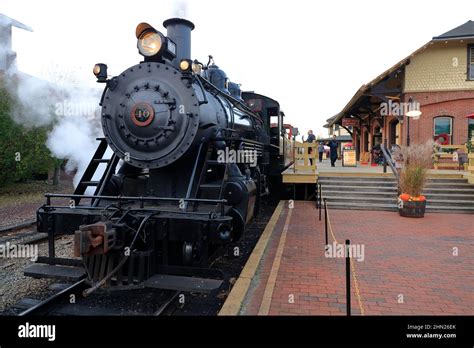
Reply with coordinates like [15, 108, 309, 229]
[172, 0, 188, 18]
[3, 64, 106, 189]
[5, 72, 59, 127]
[1, 15, 108, 191]
[43, 82, 107, 190]
[46, 117, 101, 187]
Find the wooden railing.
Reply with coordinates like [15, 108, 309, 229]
[469, 153, 474, 172]
[293, 141, 317, 172]
[467, 152, 474, 184]
[433, 144, 468, 170]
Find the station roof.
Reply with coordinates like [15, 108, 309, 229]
[326, 20, 474, 128]
[0, 14, 33, 31]
[433, 20, 474, 41]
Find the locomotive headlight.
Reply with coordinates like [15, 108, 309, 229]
[93, 63, 108, 83]
[138, 31, 163, 57]
[93, 64, 101, 75]
[179, 59, 192, 73]
[192, 62, 202, 75]
[135, 22, 176, 60]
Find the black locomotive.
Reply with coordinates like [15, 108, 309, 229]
[27, 18, 294, 293]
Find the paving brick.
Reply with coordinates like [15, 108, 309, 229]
[238, 201, 474, 315]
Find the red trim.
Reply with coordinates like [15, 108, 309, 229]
[131, 102, 155, 127]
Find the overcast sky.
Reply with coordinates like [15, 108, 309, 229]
[2, 0, 474, 138]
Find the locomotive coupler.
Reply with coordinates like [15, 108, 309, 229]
[74, 222, 117, 257]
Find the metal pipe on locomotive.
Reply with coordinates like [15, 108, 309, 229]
[30, 18, 292, 293]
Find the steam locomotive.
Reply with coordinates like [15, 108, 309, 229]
[27, 18, 295, 293]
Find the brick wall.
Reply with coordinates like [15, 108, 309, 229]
[404, 91, 474, 145]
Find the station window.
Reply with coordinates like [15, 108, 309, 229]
[433, 116, 453, 144]
[468, 118, 474, 141]
[469, 45, 474, 81]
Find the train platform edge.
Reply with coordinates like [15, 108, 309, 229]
[219, 201, 285, 315]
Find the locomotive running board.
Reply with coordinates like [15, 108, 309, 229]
[144, 274, 223, 293]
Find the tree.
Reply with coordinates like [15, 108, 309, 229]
[0, 82, 57, 186]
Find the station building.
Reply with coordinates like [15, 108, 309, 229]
[325, 20, 474, 164]
[0, 14, 32, 75]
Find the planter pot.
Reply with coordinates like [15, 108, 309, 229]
[398, 199, 426, 218]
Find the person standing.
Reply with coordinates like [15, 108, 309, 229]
[317, 141, 325, 163]
[328, 135, 339, 167]
[306, 130, 316, 165]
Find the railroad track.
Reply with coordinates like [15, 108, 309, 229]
[0, 219, 48, 245]
[153, 291, 181, 316]
[18, 280, 87, 316]
[15, 281, 181, 316]
[10, 198, 278, 316]
[0, 219, 36, 235]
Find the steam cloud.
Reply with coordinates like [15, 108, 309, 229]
[172, 0, 188, 18]
[3, 61, 105, 189]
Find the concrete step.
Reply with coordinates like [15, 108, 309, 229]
[423, 199, 474, 207]
[322, 185, 397, 192]
[325, 196, 397, 205]
[425, 183, 474, 189]
[325, 200, 474, 213]
[323, 190, 474, 201]
[319, 176, 469, 184]
[423, 187, 474, 194]
[425, 205, 474, 213]
[319, 180, 397, 187]
[318, 176, 396, 182]
[324, 201, 397, 212]
[326, 202, 474, 213]
[426, 178, 469, 184]
[322, 190, 397, 198]
[424, 194, 474, 201]
[318, 174, 474, 213]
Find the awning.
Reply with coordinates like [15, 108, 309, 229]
[466, 113, 474, 119]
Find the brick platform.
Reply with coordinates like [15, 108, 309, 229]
[225, 201, 474, 315]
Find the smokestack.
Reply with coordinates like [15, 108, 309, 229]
[163, 18, 195, 67]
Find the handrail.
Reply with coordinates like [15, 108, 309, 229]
[45, 193, 227, 205]
[381, 143, 400, 183]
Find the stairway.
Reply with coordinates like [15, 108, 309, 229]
[319, 175, 474, 214]
[319, 175, 398, 212]
[423, 178, 474, 213]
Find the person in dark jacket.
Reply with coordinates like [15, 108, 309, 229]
[328, 135, 338, 167]
[317, 142, 325, 162]
[305, 130, 316, 165]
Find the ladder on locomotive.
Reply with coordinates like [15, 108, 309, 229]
[73, 138, 120, 206]
[191, 143, 228, 210]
